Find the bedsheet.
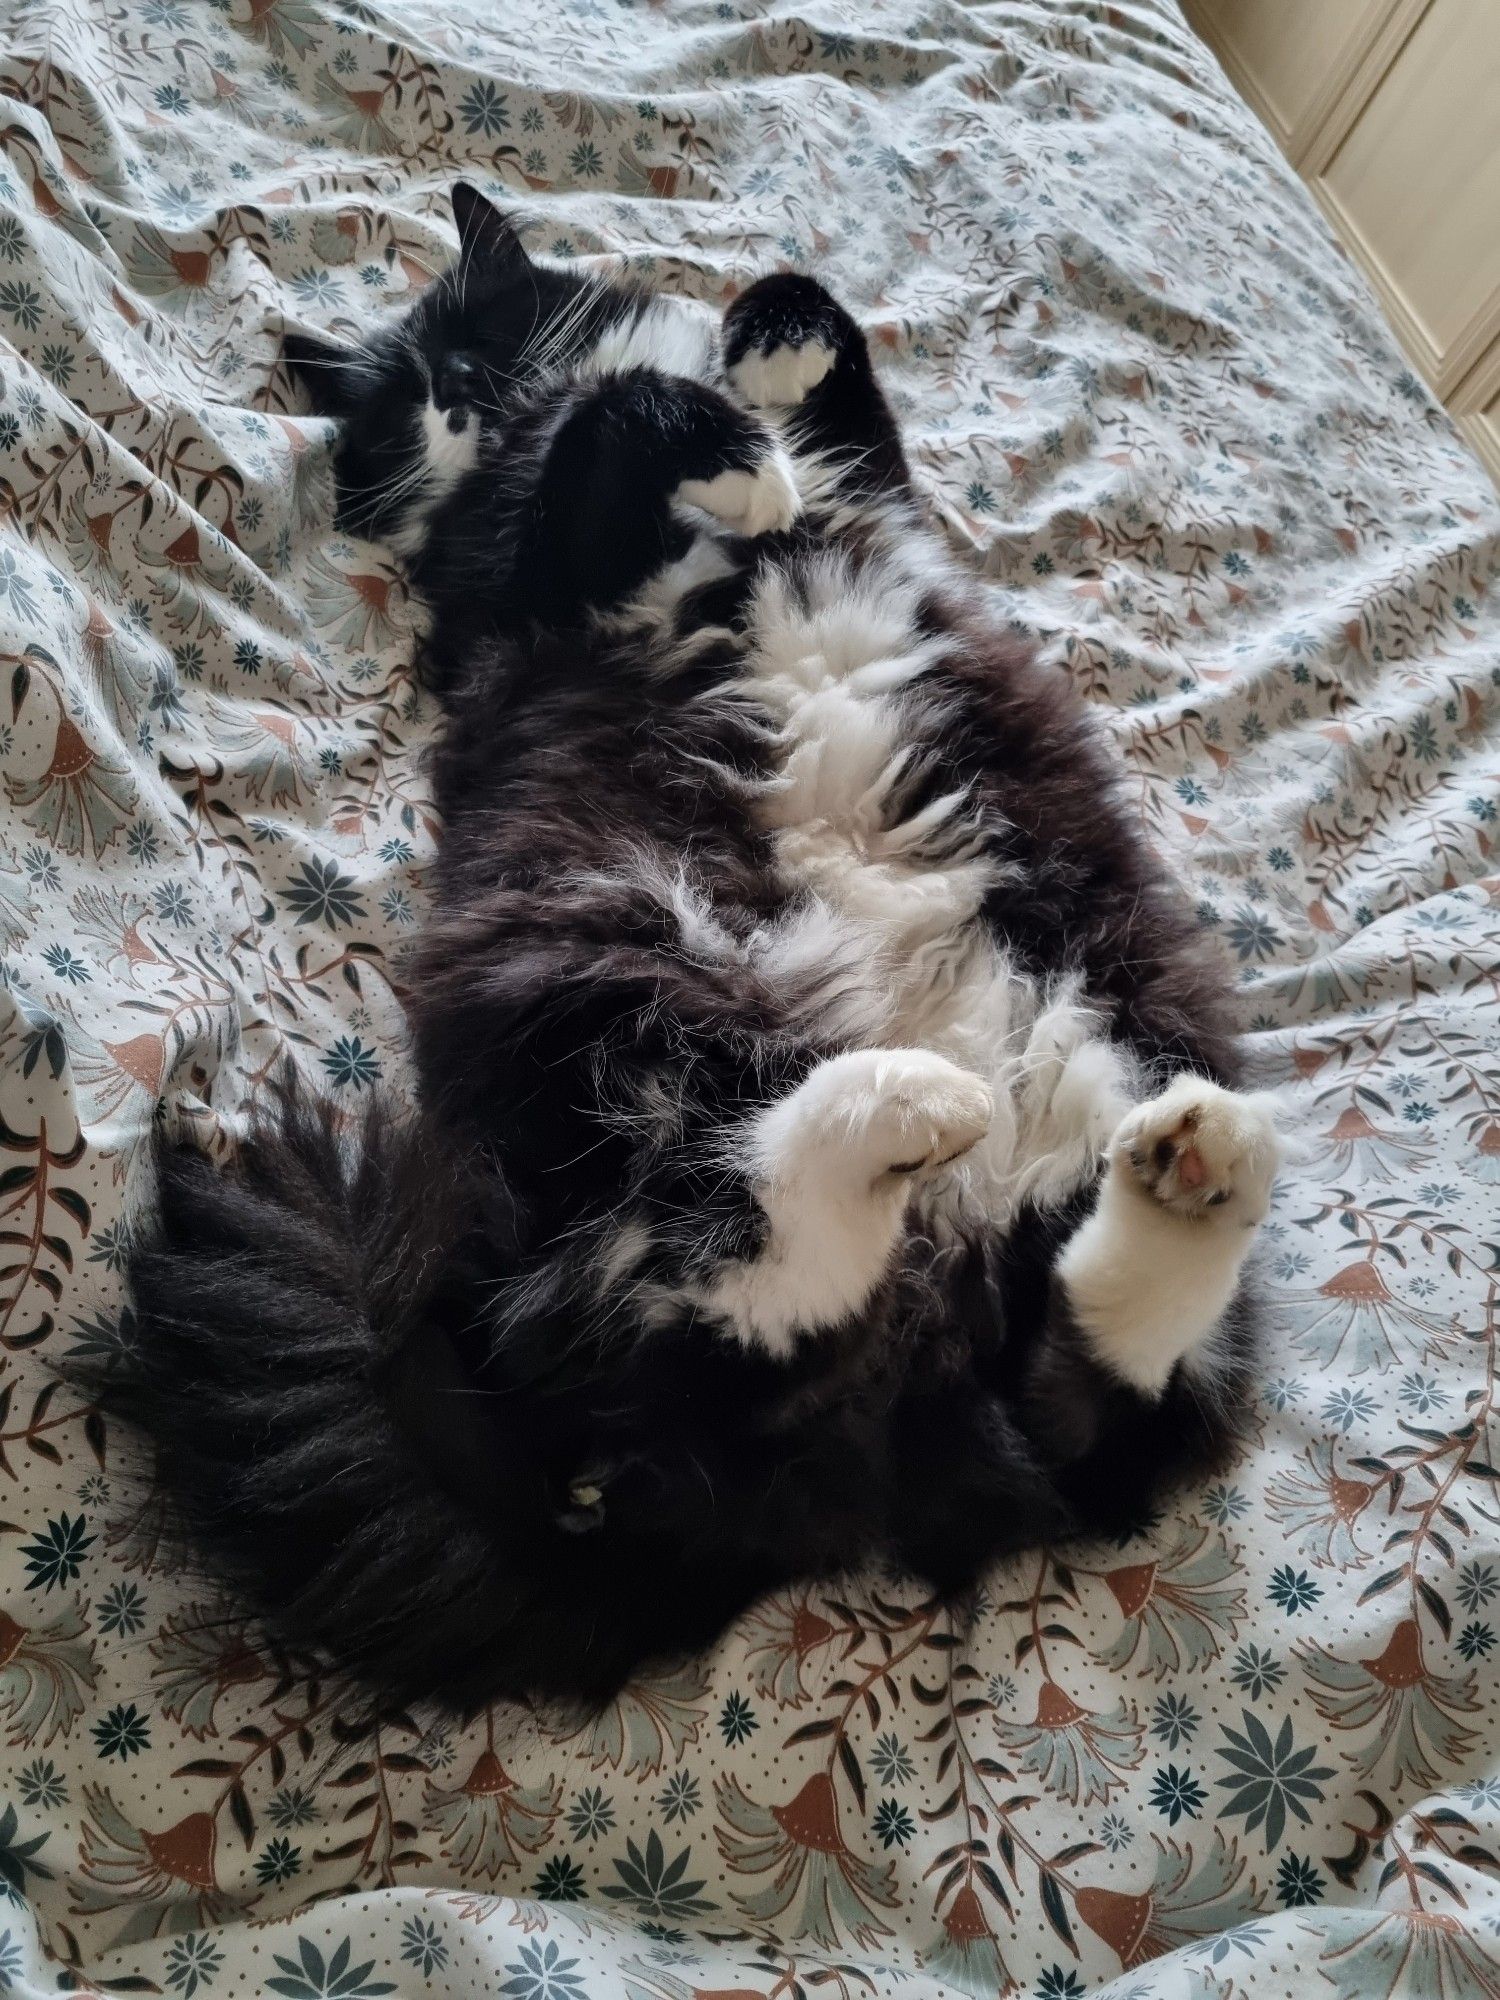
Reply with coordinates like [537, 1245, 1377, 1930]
[0, 1, 1497, 1993]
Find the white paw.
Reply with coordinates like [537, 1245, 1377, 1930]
[729, 340, 837, 411]
[835, 1048, 994, 1180]
[676, 446, 802, 536]
[1113, 1076, 1278, 1224]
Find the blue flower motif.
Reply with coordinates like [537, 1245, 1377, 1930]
[1321, 1386, 1376, 1433]
[1202, 1482, 1249, 1524]
[97, 1582, 146, 1635]
[1398, 1371, 1449, 1413]
[872, 1798, 914, 1848]
[266, 1937, 395, 1998]
[533, 1853, 586, 1901]
[1224, 904, 1282, 962]
[460, 80, 511, 137]
[657, 1771, 701, 1823]
[718, 1690, 757, 1744]
[319, 1036, 379, 1092]
[399, 1917, 448, 1976]
[254, 1836, 301, 1884]
[1098, 1812, 1132, 1851]
[92, 1702, 150, 1760]
[41, 944, 90, 986]
[165, 1932, 223, 1997]
[1151, 1693, 1200, 1749]
[291, 268, 339, 308]
[1216, 1712, 1334, 1854]
[1268, 1565, 1322, 1614]
[1035, 1971, 1087, 2000]
[17, 1759, 66, 1810]
[0, 281, 43, 333]
[565, 1786, 614, 1842]
[1275, 1853, 1325, 1906]
[500, 1939, 586, 2000]
[153, 881, 194, 928]
[1149, 1763, 1205, 1823]
[21, 1513, 93, 1592]
[869, 1730, 915, 1784]
[1456, 1561, 1498, 1613]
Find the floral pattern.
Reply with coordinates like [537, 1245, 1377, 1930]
[0, 0, 1497, 1993]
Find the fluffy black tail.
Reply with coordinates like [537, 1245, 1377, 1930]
[93, 1074, 548, 1713]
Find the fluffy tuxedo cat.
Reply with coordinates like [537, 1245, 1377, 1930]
[110, 185, 1277, 1712]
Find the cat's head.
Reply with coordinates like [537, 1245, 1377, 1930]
[284, 183, 619, 550]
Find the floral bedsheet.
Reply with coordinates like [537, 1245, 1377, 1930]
[0, 0, 1497, 1994]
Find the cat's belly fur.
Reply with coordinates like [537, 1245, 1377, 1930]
[725, 536, 1136, 1227]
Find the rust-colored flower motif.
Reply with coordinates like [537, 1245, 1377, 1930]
[1319, 1906, 1500, 2000]
[5, 713, 136, 858]
[1280, 1259, 1458, 1373]
[1300, 1619, 1480, 1787]
[1075, 1833, 1261, 1969]
[0, 1599, 98, 1746]
[128, 224, 217, 304]
[146, 519, 240, 626]
[920, 1884, 1018, 1997]
[0, 844, 35, 951]
[1266, 1437, 1378, 1569]
[301, 548, 401, 653]
[1320, 1105, 1432, 1183]
[70, 883, 165, 982]
[992, 1682, 1144, 1806]
[552, 1660, 708, 1778]
[716, 1772, 898, 1948]
[423, 1750, 561, 1879]
[1471, 1122, 1500, 1184]
[74, 1788, 232, 1935]
[1094, 1523, 1245, 1677]
[57, 1020, 169, 1145]
[741, 1592, 840, 1707]
[210, 703, 313, 808]
[80, 597, 157, 736]
[150, 1609, 268, 1739]
[103, 1488, 172, 1576]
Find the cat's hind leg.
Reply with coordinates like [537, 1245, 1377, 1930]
[1056, 1075, 1279, 1397]
[706, 1047, 992, 1358]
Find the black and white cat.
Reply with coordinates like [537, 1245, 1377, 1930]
[108, 185, 1278, 1713]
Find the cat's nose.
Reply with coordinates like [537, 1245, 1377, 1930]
[433, 354, 478, 411]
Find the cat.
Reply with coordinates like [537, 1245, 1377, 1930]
[104, 184, 1279, 1714]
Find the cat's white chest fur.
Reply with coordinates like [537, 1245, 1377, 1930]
[389, 402, 481, 559]
[732, 540, 1133, 1229]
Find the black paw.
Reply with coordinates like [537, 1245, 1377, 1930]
[723, 274, 862, 410]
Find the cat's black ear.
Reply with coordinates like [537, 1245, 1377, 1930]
[451, 181, 529, 270]
[283, 331, 360, 419]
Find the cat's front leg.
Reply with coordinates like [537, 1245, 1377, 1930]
[1056, 1075, 1279, 1396]
[705, 1047, 992, 1358]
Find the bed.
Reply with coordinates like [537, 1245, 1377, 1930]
[1, 0, 1497, 1993]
